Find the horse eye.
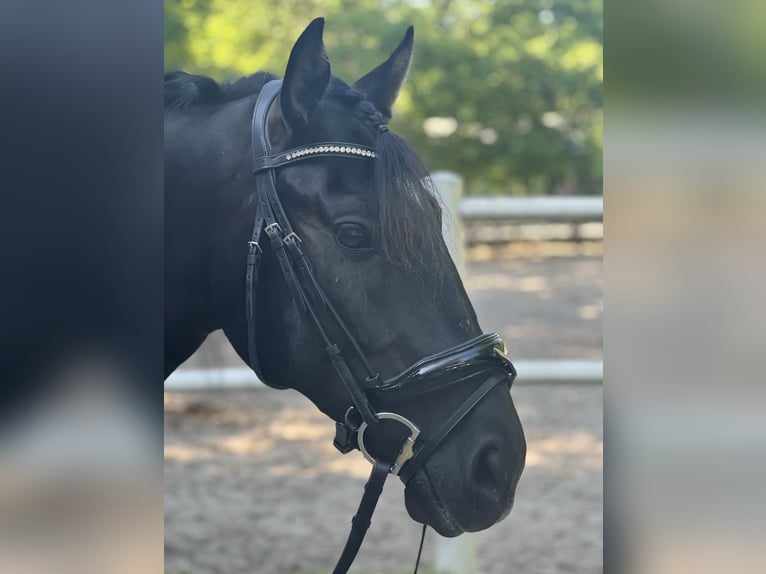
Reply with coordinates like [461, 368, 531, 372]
[336, 223, 371, 249]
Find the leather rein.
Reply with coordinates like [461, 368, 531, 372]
[246, 79, 517, 573]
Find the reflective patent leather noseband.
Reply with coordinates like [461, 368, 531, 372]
[246, 79, 517, 574]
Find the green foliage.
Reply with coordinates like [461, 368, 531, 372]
[165, 0, 602, 196]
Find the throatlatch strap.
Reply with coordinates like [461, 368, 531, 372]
[332, 459, 391, 574]
[245, 195, 266, 377]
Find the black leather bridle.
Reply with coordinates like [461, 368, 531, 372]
[246, 79, 518, 573]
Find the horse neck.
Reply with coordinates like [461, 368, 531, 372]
[164, 147, 221, 376]
[163, 97, 258, 377]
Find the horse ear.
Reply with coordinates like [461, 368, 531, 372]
[353, 26, 414, 120]
[280, 18, 331, 133]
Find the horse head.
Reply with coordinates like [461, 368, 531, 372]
[166, 18, 525, 538]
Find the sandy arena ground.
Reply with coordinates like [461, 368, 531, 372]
[165, 248, 603, 574]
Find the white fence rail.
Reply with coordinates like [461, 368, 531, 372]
[460, 195, 603, 222]
[165, 360, 603, 391]
[458, 193, 603, 243]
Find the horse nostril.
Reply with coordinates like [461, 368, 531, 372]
[472, 443, 507, 494]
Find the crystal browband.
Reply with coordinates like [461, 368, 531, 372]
[287, 145, 377, 160]
[252, 141, 378, 174]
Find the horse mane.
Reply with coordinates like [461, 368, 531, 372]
[165, 71, 444, 270]
[164, 71, 277, 111]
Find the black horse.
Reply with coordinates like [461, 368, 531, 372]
[164, 18, 525, 551]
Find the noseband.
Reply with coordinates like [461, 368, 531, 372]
[246, 80, 517, 573]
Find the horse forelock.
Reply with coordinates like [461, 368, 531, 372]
[372, 132, 445, 271]
[322, 79, 446, 272]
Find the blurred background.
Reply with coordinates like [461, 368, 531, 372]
[164, 2, 603, 574]
[606, 2, 766, 574]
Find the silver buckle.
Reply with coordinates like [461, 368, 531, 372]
[357, 412, 420, 475]
[284, 232, 302, 244]
[247, 241, 262, 254]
